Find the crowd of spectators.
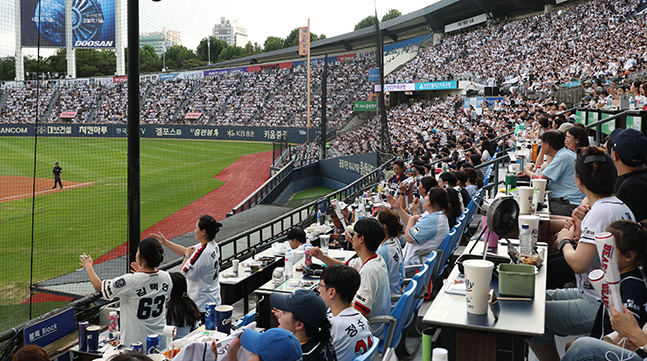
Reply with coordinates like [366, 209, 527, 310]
[1, 87, 56, 123]
[388, 0, 647, 93]
[46, 83, 103, 123]
[141, 79, 195, 124]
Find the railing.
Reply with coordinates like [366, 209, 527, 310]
[476, 153, 510, 198]
[584, 110, 628, 146]
[165, 153, 396, 271]
[231, 160, 295, 215]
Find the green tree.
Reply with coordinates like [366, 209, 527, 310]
[0, 57, 16, 81]
[139, 45, 158, 65]
[354, 15, 378, 31]
[284, 28, 327, 48]
[381, 9, 402, 22]
[181, 58, 206, 69]
[75, 49, 116, 77]
[165, 45, 195, 70]
[244, 42, 262, 55]
[263, 36, 285, 52]
[196, 37, 227, 63]
[217, 45, 246, 62]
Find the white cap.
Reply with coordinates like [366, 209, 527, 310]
[338, 201, 349, 210]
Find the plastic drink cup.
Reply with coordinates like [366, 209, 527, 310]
[517, 187, 534, 214]
[319, 235, 330, 254]
[463, 259, 494, 315]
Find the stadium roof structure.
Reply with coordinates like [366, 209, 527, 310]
[206, 0, 550, 68]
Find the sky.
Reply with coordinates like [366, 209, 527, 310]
[0, 0, 438, 58]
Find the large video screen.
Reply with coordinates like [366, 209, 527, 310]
[21, 0, 115, 48]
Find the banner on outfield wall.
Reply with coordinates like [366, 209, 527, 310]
[353, 101, 377, 112]
[444, 13, 487, 33]
[204, 67, 248, 76]
[21, 0, 116, 48]
[318, 153, 379, 184]
[0, 124, 320, 143]
[374, 81, 457, 92]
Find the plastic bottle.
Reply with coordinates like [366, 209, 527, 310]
[520, 224, 532, 254]
[304, 243, 313, 267]
[316, 210, 321, 225]
[284, 249, 294, 279]
[629, 96, 636, 110]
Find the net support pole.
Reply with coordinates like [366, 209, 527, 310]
[65, 0, 76, 79]
[306, 19, 310, 143]
[127, 0, 140, 267]
[320, 54, 328, 159]
[14, 0, 24, 81]
[375, 8, 391, 153]
[115, 0, 125, 75]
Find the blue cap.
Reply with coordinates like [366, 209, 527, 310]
[240, 328, 302, 361]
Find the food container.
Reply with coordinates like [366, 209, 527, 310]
[497, 264, 536, 297]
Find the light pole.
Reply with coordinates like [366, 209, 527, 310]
[207, 36, 211, 65]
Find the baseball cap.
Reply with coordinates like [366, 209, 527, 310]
[558, 122, 573, 133]
[270, 289, 326, 328]
[609, 128, 647, 166]
[338, 201, 349, 210]
[240, 328, 302, 361]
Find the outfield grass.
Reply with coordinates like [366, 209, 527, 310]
[0, 137, 272, 304]
[286, 186, 335, 208]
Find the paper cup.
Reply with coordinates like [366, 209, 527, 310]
[86, 325, 101, 351]
[532, 178, 547, 209]
[319, 235, 330, 254]
[508, 164, 520, 173]
[432, 348, 449, 361]
[518, 215, 540, 247]
[215, 305, 234, 334]
[463, 260, 494, 315]
[517, 187, 534, 214]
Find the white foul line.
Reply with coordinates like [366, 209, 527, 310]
[0, 182, 94, 202]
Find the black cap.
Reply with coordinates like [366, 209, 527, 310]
[609, 128, 647, 167]
[270, 289, 326, 328]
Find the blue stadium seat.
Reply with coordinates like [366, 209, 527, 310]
[369, 279, 418, 354]
[353, 336, 380, 361]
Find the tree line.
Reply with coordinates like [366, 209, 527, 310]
[0, 10, 401, 81]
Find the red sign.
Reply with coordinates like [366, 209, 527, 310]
[184, 112, 203, 120]
[247, 62, 293, 72]
[113, 76, 128, 83]
[59, 111, 78, 118]
[338, 53, 357, 62]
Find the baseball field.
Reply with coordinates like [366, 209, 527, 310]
[0, 136, 272, 330]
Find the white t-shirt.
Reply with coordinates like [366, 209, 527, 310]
[347, 255, 391, 340]
[101, 271, 172, 349]
[575, 196, 634, 301]
[182, 241, 221, 312]
[328, 307, 373, 361]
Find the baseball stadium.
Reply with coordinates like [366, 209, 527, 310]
[1, 0, 647, 359]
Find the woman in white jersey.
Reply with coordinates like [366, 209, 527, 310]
[80, 238, 172, 349]
[528, 146, 635, 361]
[152, 215, 222, 321]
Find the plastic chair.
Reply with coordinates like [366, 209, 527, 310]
[369, 279, 418, 354]
[353, 336, 380, 361]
